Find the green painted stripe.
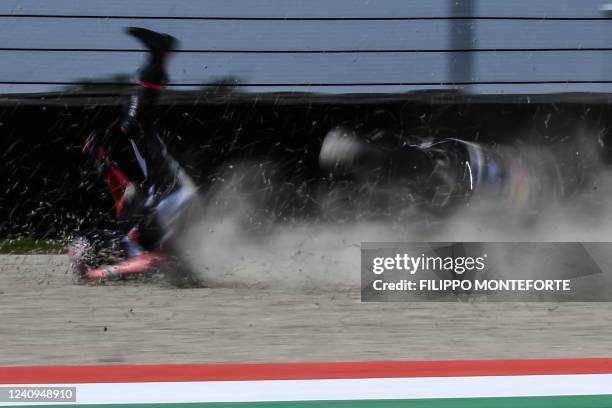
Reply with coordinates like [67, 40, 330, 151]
[11, 394, 612, 408]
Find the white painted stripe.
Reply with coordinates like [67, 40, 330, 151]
[3, 374, 612, 406]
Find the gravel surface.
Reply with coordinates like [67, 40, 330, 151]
[1, 255, 611, 366]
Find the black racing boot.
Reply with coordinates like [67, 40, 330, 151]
[125, 27, 178, 85]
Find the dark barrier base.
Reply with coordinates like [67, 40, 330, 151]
[1, 90, 610, 236]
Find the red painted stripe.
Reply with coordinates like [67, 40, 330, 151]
[1, 359, 612, 384]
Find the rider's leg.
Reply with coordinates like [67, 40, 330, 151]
[83, 133, 146, 259]
[83, 132, 131, 217]
[121, 28, 196, 249]
[120, 27, 179, 194]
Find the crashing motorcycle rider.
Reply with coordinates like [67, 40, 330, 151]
[77, 27, 196, 278]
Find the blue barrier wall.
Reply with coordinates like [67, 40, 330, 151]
[2, 0, 612, 94]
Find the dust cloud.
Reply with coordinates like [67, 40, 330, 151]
[179, 152, 612, 290]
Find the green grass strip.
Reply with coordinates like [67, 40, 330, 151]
[0, 238, 65, 254]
